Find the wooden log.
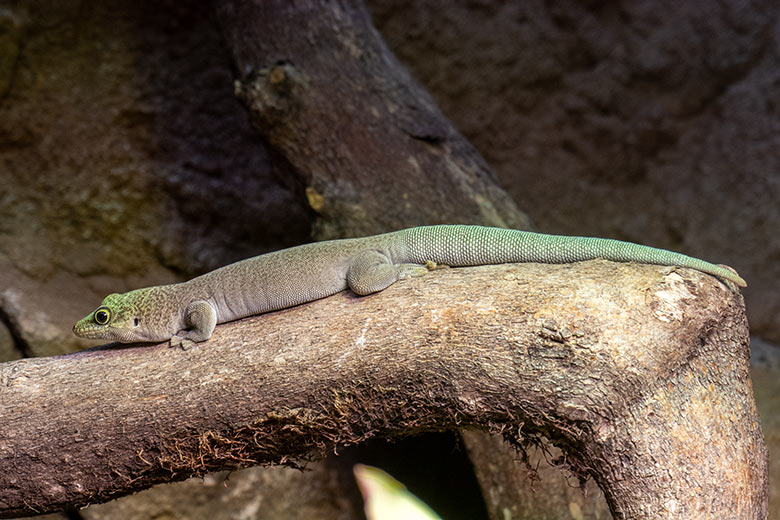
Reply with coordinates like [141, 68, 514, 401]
[0, 262, 766, 518]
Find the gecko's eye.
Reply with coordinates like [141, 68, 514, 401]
[94, 307, 111, 325]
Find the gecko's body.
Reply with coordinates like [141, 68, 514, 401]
[73, 225, 745, 347]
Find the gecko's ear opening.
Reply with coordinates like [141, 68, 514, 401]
[133, 318, 140, 327]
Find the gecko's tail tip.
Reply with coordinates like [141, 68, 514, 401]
[718, 264, 746, 288]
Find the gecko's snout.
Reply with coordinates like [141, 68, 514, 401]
[72, 316, 97, 339]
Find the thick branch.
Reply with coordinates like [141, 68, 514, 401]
[214, 0, 530, 239]
[0, 262, 766, 518]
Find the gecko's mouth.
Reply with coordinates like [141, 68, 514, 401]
[73, 320, 163, 343]
[72, 322, 104, 339]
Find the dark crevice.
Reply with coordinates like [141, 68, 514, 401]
[0, 306, 34, 358]
[0, 13, 23, 105]
[405, 130, 445, 144]
[64, 508, 84, 520]
[332, 432, 490, 520]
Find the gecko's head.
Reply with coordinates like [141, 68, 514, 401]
[73, 290, 167, 343]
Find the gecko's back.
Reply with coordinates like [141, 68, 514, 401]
[185, 232, 406, 323]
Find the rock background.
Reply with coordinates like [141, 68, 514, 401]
[0, 1, 310, 359]
[0, 0, 777, 518]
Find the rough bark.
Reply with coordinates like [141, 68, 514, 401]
[214, 0, 530, 241]
[0, 262, 766, 519]
[460, 431, 612, 520]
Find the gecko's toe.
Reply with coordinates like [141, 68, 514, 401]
[179, 338, 196, 350]
[170, 335, 197, 350]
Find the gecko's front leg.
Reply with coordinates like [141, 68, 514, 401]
[170, 300, 217, 350]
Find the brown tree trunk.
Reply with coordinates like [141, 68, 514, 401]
[0, 263, 766, 518]
[214, 0, 530, 241]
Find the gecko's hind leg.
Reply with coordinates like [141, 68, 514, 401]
[347, 251, 433, 296]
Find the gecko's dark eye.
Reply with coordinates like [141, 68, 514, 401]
[94, 308, 111, 325]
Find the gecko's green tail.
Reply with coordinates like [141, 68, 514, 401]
[402, 225, 746, 288]
[551, 233, 746, 288]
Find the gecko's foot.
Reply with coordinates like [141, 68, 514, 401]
[170, 335, 196, 351]
[425, 260, 449, 270]
[397, 263, 432, 280]
[397, 261, 450, 281]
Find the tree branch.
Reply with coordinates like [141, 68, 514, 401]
[0, 262, 766, 518]
[214, 0, 530, 239]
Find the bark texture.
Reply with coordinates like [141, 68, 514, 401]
[461, 431, 611, 520]
[214, 0, 530, 240]
[0, 262, 766, 518]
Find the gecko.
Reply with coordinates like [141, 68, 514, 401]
[73, 225, 746, 348]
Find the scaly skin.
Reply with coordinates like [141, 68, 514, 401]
[73, 225, 746, 348]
